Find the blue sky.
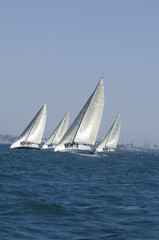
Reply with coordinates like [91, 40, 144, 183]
[0, 0, 159, 146]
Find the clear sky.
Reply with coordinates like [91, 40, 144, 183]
[0, 0, 159, 146]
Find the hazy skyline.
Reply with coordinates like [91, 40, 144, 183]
[0, 0, 159, 146]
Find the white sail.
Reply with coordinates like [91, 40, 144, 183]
[10, 103, 47, 149]
[55, 78, 104, 153]
[96, 114, 121, 152]
[42, 111, 69, 149]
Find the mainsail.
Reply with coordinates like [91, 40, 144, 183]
[55, 78, 104, 151]
[96, 114, 121, 151]
[10, 103, 47, 148]
[42, 110, 69, 148]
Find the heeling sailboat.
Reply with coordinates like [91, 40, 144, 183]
[42, 111, 69, 150]
[10, 103, 47, 150]
[54, 78, 104, 154]
[96, 114, 121, 152]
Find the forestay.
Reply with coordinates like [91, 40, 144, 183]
[96, 113, 121, 151]
[42, 110, 69, 148]
[12, 103, 47, 145]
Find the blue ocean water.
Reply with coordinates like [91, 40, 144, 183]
[0, 144, 159, 240]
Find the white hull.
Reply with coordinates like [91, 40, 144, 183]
[41, 144, 56, 150]
[96, 147, 115, 153]
[55, 143, 95, 154]
[10, 142, 40, 150]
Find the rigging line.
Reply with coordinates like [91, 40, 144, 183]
[50, 111, 68, 144]
[104, 115, 120, 148]
[104, 125, 113, 148]
[73, 80, 101, 143]
[26, 105, 44, 142]
[72, 96, 92, 143]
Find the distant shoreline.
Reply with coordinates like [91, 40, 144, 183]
[0, 134, 16, 144]
[0, 135, 159, 154]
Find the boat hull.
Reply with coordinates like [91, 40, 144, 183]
[41, 144, 56, 150]
[96, 147, 115, 153]
[55, 144, 95, 154]
[10, 142, 40, 150]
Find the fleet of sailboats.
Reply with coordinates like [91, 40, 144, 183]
[10, 78, 121, 153]
[96, 114, 121, 153]
[42, 111, 69, 150]
[10, 103, 47, 150]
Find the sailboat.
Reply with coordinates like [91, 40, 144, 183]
[10, 103, 47, 149]
[96, 114, 121, 152]
[42, 111, 69, 149]
[54, 78, 104, 154]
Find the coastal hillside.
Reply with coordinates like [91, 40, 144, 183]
[0, 135, 16, 144]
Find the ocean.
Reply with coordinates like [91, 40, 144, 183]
[0, 144, 159, 240]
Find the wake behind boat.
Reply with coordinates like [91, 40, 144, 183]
[42, 111, 69, 150]
[10, 103, 47, 150]
[54, 78, 104, 154]
[96, 113, 121, 153]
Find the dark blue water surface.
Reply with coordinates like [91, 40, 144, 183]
[0, 144, 159, 240]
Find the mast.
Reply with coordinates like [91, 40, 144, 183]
[73, 78, 104, 144]
[15, 103, 46, 144]
[43, 110, 69, 146]
[72, 93, 93, 143]
[26, 103, 46, 142]
[96, 114, 121, 151]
